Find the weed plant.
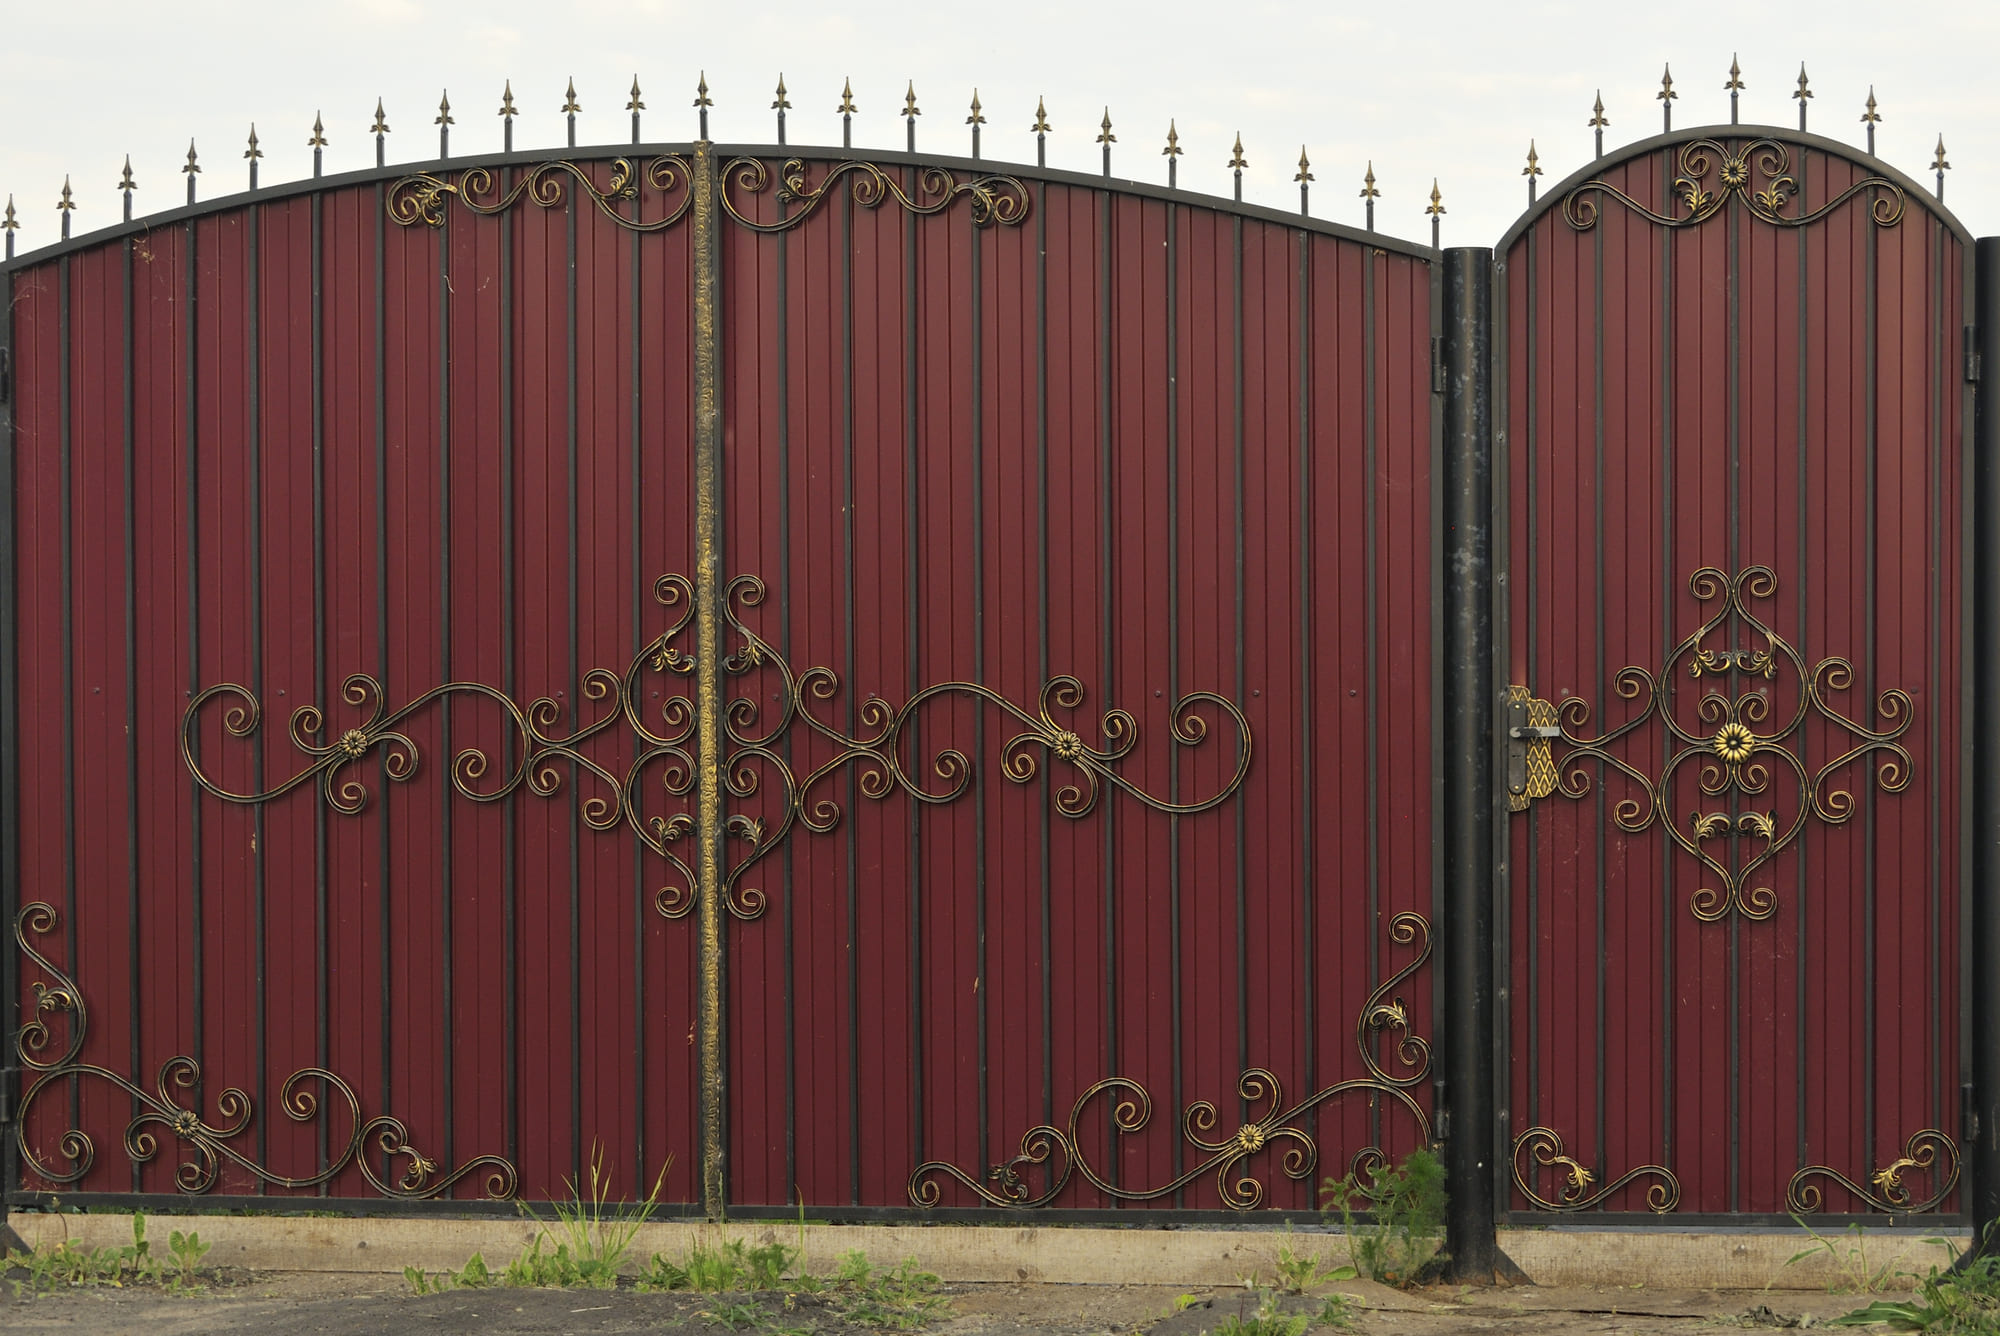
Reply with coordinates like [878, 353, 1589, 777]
[4, 1212, 210, 1298]
[1319, 1147, 1447, 1286]
[1825, 1230, 2000, 1332]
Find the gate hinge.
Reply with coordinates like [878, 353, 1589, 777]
[0, 346, 10, 405]
[1967, 328, 1981, 383]
[1503, 685, 1559, 811]
[1430, 336, 1446, 394]
[0, 1066, 16, 1124]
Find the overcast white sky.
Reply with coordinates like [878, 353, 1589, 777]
[3, 0, 1997, 256]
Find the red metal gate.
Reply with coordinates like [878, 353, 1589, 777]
[1498, 129, 1970, 1220]
[1, 141, 1440, 1217]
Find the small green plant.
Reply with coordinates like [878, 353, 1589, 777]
[1316, 1293, 1358, 1331]
[1273, 1226, 1358, 1294]
[404, 1251, 492, 1295]
[1826, 1231, 1999, 1332]
[1320, 1146, 1447, 1287]
[828, 1253, 949, 1332]
[164, 1226, 211, 1291]
[1780, 1215, 1917, 1296]
[1173, 1292, 1210, 1313]
[4, 1213, 185, 1297]
[438, 1143, 670, 1293]
[1213, 1290, 1310, 1336]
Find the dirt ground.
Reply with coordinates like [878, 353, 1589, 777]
[0, 1270, 1870, 1334]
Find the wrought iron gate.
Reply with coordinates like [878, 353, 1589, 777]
[0, 80, 1992, 1246]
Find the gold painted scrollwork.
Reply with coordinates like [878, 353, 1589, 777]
[907, 913, 1433, 1211]
[388, 157, 694, 231]
[1511, 1125, 1680, 1214]
[183, 573, 1252, 925]
[1565, 138, 1904, 232]
[1555, 566, 1912, 922]
[12, 904, 517, 1200]
[718, 157, 1030, 232]
[1787, 1130, 1961, 1214]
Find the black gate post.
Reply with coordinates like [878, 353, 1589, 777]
[1971, 236, 2000, 1253]
[1440, 246, 1500, 1281]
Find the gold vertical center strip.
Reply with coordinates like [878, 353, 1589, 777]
[690, 140, 727, 1220]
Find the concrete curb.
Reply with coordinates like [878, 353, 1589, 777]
[3, 1212, 1964, 1290]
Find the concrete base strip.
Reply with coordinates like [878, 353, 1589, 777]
[2, 1213, 1961, 1290]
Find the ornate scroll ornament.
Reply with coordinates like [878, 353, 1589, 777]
[183, 574, 1252, 924]
[1554, 566, 1912, 922]
[1564, 138, 1904, 232]
[387, 156, 1029, 234]
[717, 157, 1028, 232]
[12, 903, 516, 1200]
[907, 912, 1433, 1211]
[388, 157, 695, 230]
[1511, 1126, 1679, 1214]
[1787, 1131, 1961, 1214]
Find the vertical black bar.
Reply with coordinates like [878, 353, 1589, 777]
[375, 185, 394, 1171]
[1166, 199, 1182, 1197]
[0, 263, 16, 1203]
[58, 256, 74, 1138]
[1524, 224, 1539, 1160]
[1659, 160, 1677, 1177]
[1231, 217, 1249, 1114]
[566, 187, 583, 1186]
[500, 207, 518, 1173]
[186, 220, 204, 1098]
[1927, 221, 1944, 1143]
[1796, 178, 1811, 1176]
[1035, 179, 1053, 1135]
[1970, 235, 2000, 1249]
[1097, 186, 1119, 1195]
[1863, 221, 1879, 1183]
[249, 204, 268, 1186]
[1725, 199, 1742, 1214]
[845, 185, 863, 1205]
[1440, 246, 1497, 1279]
[312, 194, 330, 1187]
[1591, 212, 1606, 1176]
[1363, 241, 1381, 1157]
[436, 209, 454, 1172]
[967, 203, 989, 1192]
[631, 203, 647, 1196]
[904, 185, 925, 1173]
[1296, 232, 1315, 1108]
[123, 236, 141, 1193]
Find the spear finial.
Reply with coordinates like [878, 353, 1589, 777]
[772, 74, 790, 145]
[245, 123, 263, 190]
[1658, 64, 1677, 133]
[903, 80, 920, 151]
[1794, 63, 1812, 131]
[1163, 119, 1181, 189]
[309, 110, 328, 178]
[1229, 131, 1247, 202]
[1523, 139, 1542, 204]
[119, 154, 136, 221]
[1726, 53, 1744, 124]
[1426, 177, 1445, 247]
[563, 77, 581, 148]
[1295, 145, 1312, 216]
[1097, 106, 1115, 177]
[1360, 160, 1378, 231]
[629, 75, 645, 144]
[3, 195, 15, 259]
[57, 175, 74, 239]
[183, 139, 201, 205]
[1934, 134, 1950, 200]
[1032, 95, 1050, 166]
[499, 80, 517, 152]
[436, 91, 453, 158]
[1862, 86, 1880, 154]
[968, 89, 984, 158]
[373, 98, 390, 167]
[839, 77, 856, 148]
[694, 71, 711, 140]
[1590, 90, 1608, 158]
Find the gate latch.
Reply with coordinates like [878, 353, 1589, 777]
[1504, 685, 1559, 811]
